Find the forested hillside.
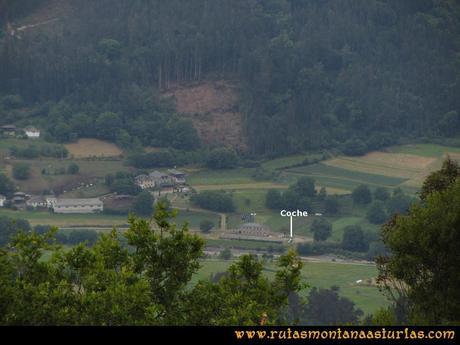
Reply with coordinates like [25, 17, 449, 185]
[1, 0, 459, 155]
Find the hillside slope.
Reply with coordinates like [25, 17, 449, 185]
[163, 81, 247, 150]
[0, 0, 459, 155]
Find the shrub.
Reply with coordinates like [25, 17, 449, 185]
[324, 196, 339, 214]
[12, 162, 31, 180]
[205, 147, 239, 169]
[132, 191, 154, 217]
[374, 187, 390, 201]
[191, 191, 235, 212]
[310, 218, 332, 241]
[366, 201, 388, 224]
[341, 225, 369, 252]
[352, 184, 372, 204]
[199, 220, 215, 233]
[67, 163, 80, 175]
[343, 139, 368, 156]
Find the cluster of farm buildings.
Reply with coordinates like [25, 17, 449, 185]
[0, 169, 188, 214]
[134, 169, 187, 190]
[0, 125, 40, 138]
[0, 192, 103, 214]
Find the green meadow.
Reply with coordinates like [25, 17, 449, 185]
[194, 259, 388, 316]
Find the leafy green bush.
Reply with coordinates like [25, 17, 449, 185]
[191, 191, 235, 212]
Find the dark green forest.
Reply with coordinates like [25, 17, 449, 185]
[1, 0, 460, 155]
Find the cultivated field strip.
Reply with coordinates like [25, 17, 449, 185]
[286, 163, 407, 189]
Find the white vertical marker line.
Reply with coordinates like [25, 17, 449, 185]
[290, 215, 293, 239]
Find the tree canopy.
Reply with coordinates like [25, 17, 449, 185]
[0, 202, 305, 325]
[1, 0, 459, 155]
[378, 159, 460, 325]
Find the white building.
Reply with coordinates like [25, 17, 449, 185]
[149, 171, 173, 187]
[26, 196, 47, 208]
[24, 126, 40, 138]
[0, 195, 6, 207]
[52, 198, 103, 214]
[134, 174, 155, 189]
[46, 197, 57, 209]
[168, 169, 186, 184]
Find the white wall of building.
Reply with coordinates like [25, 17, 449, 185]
[25, 130, 40, 138]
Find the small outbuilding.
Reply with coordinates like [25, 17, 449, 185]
[24, 126, 40, 138]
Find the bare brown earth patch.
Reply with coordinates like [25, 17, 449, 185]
[163, 81, 247, 151]
[65, 139, 123, 158]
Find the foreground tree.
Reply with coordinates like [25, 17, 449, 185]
[377, 159, 460, 325]
[0, 203, 305, 325]
[304, 287, 363, 325]
[183, 251, 304, 325]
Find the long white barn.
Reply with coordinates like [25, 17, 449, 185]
[52, 198, 103, 214]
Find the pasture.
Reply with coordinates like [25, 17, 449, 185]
[0, 138, 59, 152]
[194, 259, 388, 316]
[0, 208, 129, 227]
[0, 207, 219, 231]
[260, 154, 307, 170]
[187, 167, 258, 185]
[192, 182, 286, 191]
[3, 158, 130, 194]
[315, 144, 460, 191]
[206, 239, 285, 251]
[286, 163, 407, 190]
[387, 143, 460, 157]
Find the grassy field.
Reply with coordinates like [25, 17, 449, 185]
[330, 216, 367, 242]
[261, 154, 307, 170]
[206, 239, 285, 251]
[0, 138, 59, 152]
[187, 168, 257, 185]
[324, 153, 434, 178]
[0, 208, 129, 227]
[387, 143, 460, 157]
[193, 259, 388, 316]
[287, 163, 407, 189]
[193, 182, 286, 191]
[264, 144, 460, 196]
[174, 210, 221, 230]
[0, 207, 219, 230]
[233, 189, 269, 213]
[3, 158, 131, 194]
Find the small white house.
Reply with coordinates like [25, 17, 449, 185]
[24, 126, 40, 138]
[168, 169, 186, 184]
[0, 195, 6, 207]
[26, 196, 47, 208]
[46, 197, 57, 209]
